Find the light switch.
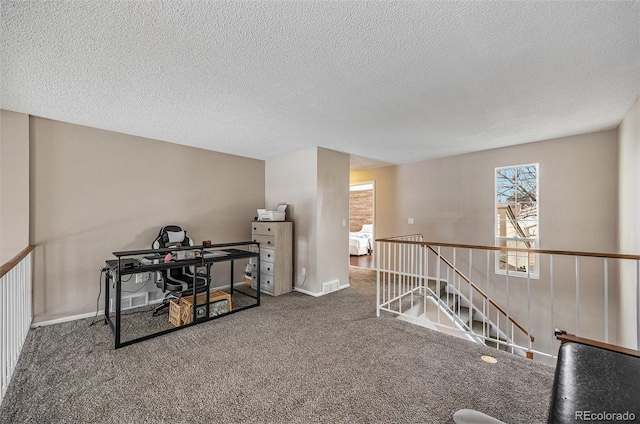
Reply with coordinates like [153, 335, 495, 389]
[342, 219, 346, 227]
[408, 218, 414, 224]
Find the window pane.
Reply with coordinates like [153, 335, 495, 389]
[495, 164, 538, 277]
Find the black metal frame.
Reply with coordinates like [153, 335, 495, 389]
[103, 241, 260, 349]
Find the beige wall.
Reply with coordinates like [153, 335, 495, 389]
[352, 130, 618, 252]
[30, 117, 264, 323]
[316, 148, 350, 291]
[265, 147, 350, 295]
[618, 96, 640, 349]
[265, 148, 318, 291]
[352, 129, 619, 355]
[0, 110, 30, 265]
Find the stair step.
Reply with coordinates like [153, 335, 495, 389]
[427, 279, 447, 293]
[471, 319, 486, 335]
[443, 293, 458, 307]
[485, 338, 509, 351]
[456, 306, 471, 326]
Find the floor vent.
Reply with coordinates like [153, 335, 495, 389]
[323, 280, 340, 294]
[110, 292, 149, 311]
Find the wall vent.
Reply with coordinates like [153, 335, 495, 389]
[322, 280, 340, 294]
[110, 292, 149, 311]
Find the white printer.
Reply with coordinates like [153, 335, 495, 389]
[257, 204, 287, 221]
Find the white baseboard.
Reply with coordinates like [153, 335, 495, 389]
[30, 284, 246, 329]
[31, 311, 102, 328]
[293, 283, 350, 297]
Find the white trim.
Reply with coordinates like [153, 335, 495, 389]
[32, 311, 103, 328]
[294, 283, 350, 297]
[349, 182, 373, 191]
[31, 297, 166, 328]
[31, 279, 330, 328]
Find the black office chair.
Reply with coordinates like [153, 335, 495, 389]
[151, 225, 208, 316]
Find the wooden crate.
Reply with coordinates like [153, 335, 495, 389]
[180, 290, 232, 325]
[168, 299, 183, 327]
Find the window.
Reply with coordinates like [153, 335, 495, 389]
[495, 164, 539, 278]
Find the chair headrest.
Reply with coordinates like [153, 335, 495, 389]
[157, 225, 187, 247]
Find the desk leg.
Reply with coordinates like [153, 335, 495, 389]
[205, 264, 211, 319]
[115, 272, 122, 349]
[257, 257, 260, 306]
[230, 260, 234, 297]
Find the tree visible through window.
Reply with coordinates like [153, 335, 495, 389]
[495, 164, 539, 277]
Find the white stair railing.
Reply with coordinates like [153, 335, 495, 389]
[376, 235, 640, 363]
[0, 246, 33, 403]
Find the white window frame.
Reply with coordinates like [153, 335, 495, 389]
[495, 163, 539, 279]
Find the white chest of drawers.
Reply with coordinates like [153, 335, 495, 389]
[250, 221, 292, 296]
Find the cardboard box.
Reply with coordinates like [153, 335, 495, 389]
[168, 299, 183, 327]
[179, 290, 232, 325]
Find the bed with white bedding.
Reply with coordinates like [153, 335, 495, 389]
[349, 224, 373, 256]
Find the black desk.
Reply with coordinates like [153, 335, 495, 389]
[104, 241, 260, 348]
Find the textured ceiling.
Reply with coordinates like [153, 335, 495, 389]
[2, 1, 639, 169]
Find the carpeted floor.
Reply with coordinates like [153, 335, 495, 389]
[0, 267, 555, 423]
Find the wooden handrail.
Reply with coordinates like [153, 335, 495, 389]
[376, 237, 640, 261]
[427, 245, 535, 342]
[556, 331, 640, 358]
[0, 245, 35, 279]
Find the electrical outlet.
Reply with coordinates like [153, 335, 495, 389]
[408, 218, 415, 224]
[301, 267, 306, 276]
[136, 272, 150, 284]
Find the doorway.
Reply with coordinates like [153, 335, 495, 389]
[349, 181, 375, 269]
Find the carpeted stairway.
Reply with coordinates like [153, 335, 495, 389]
[426, 280, 510, 352]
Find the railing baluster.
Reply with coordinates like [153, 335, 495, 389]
[550, 255, 555, 353]
[2, 273, 6, 395]
[422, 245, 427, 316]
[376, 241, 381, 317]
[527, 251, 531, 353]
[453, 248, 458, 319]
[388, 242, 392, 310]
[496, 313, 500, 350]
[604, 259, 609, 343]
[437, 246, 441, 325]
[392, 242, 396, 310]
[469, 249, 473, 332]
[399, 242, 402, 313]
[576, 256, 580, 336]
[636, 260, 639, 351]
[485, 250, 490, 342]
[506, 254, 510, 346]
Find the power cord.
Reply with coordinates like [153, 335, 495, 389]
[88, 268, 105, 327]
[88, 267, 151, 327]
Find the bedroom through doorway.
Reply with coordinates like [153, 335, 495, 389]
[349, 181, 375, 269]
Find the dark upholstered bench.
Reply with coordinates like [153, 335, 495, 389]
[547, 332, 640, 423]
